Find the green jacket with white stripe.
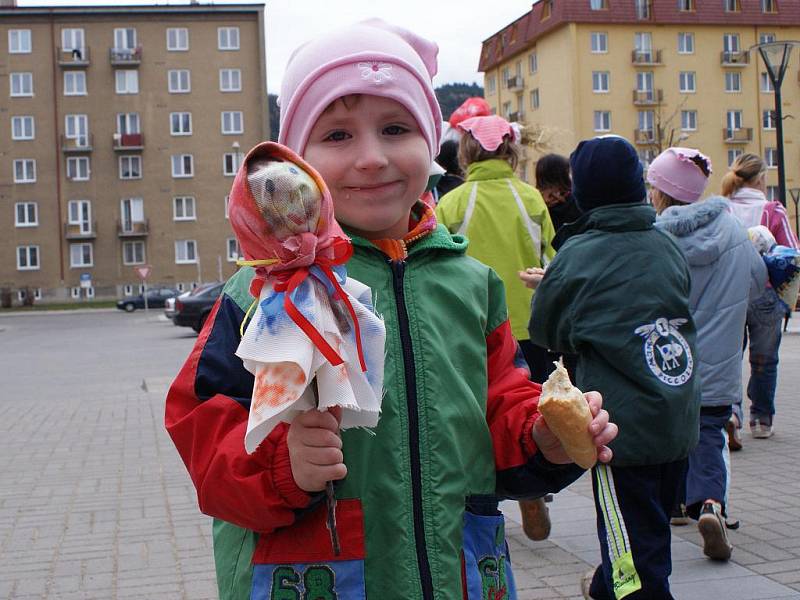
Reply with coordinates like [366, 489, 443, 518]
[436, 159, 556, 341]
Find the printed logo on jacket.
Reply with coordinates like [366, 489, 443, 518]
[634, 317, 693, 386]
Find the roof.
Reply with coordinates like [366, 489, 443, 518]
[479, 0, 800, 72]
[0, 3, 263, 18]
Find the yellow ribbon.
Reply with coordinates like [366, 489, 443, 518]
[236, 258, 280, 267]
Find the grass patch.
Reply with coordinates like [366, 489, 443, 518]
[0, 300, 119, 312]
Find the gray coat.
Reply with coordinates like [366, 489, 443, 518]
[656, 197, 767, 407]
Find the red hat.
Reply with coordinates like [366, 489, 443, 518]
[448, 97, 491, 129]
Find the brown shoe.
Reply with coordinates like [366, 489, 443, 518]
[726, 415, 742, 451]
[519, 497, 551, 541]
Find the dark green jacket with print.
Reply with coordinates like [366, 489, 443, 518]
[529, 203, 700, 467]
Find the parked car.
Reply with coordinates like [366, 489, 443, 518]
[116, 288, 178, 312]
[173, 282, 225, 332]
[164, 283, 217, 322]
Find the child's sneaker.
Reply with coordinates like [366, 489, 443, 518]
[750, 417, 774, 439]
[580, 568, 596, 599]
[726, 415, 743, 451]
[698, 501, 732, 561]
[670, 503, 690, 526]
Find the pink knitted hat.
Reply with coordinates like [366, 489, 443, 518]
[278, 19, 442, 161]
[457, 115, 514, 152]
[646, 147, 712, 203]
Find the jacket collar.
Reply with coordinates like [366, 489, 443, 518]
[553, 203, 656, 250]
[465, 159, 515, 181]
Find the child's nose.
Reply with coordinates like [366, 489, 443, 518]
[354, 135, 389, 171]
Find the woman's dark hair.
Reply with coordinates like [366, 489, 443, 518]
[436, 140, 461, 176]
[535, 154, 571, 190]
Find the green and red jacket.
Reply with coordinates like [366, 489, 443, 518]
[165, 224, 582, 600]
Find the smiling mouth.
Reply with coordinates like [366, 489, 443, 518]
[346, 181, 399, 191]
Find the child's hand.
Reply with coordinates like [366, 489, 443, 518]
[518, 267, 546, 290]
[531, 391, 617, 466]
[287, 407, 347, 492]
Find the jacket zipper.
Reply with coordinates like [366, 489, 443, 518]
[390, 258, 434, 600]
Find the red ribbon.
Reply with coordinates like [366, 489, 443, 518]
[268, 239, 367, 373]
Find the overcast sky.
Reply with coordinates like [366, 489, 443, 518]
[18, 0, 532, 94]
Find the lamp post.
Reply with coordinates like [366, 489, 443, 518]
[751, 41, 800, 207]
[789, 188, 800, 239]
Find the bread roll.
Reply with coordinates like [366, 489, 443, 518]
[538, 360, 597, 469]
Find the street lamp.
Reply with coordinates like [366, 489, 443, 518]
[789, 188, 800, 239]
[751, 41, 800, 207]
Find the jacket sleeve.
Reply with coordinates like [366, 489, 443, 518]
[528, 252, 579, 355]
[766, 202, 800, 249]
[748, 242, 769, 301]
[434, 185, 465, 233]
[165, 291, 313, 534]
[484, 271, 584, 499]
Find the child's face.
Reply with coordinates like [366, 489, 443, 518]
[303, 95, 430, 240]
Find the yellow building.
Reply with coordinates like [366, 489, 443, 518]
[1, 1, 267, 304]
[480, 0, 800, 229]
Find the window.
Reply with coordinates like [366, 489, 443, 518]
[761, 73, 774, 93]
[763, 109, 776, 129]
[765, 148, 778, 168]
[70, 287, 81, 299]
[9, 29, 32, 53]
[116, 113, 140, 135]
[171, 154, 194, 178]
[727, 110, 743, 131]
[541, 0, 553, 19]
[168, 69, 191, 93]
[218, 27, 240, 50]
[637, 71, 654, 93]
[115, 70, 139, 94]
[11, 115, 34, 140]
[170, 112, 192, 135]
[487, 75, 496, 94]
[65, 114, 89, 146]
[173, 196, 196, 220]
[123, 241, 146, 265]
[762, 0, 777, 13]
[175, 240, 197, 264]
[530, 88, 540, 110]
[766, 186, 779, 201]
[221, 111, 243, 134]
[17, 246, 39, 270]
[679, 71, 696, 93]
[68, 200, 91, 231]
[10, 73, 33, 97]
[63, 71, 86, 96]
[639, 110, 655, 133]
[220, 69, 242, 92]
[61, 28, 84, 53]
[634, 32, 653, 60]
[66, 156, 90, 180]
[678, 32, 694, 54]
[725, 72, 741, 92]
[501, 67, 510, 87]
[225, 194, 231, 219]
[590, 0, 608, 8]
[167, 27, 189, 51]
[678, 0, 694, 11]
[227, 238, 240, 262]
[15, 202, 38, 227]
[70, 243, 93, 267]
[114, 28, 136, 50]
[124, 284, 134, 296]
[223, 153, 241, 176]
[591, 32, 608, 53]
[592, 71, 610, 93]
[14, 159, 36, 183]
[681, 110, 698, 131]
[724, 0, 740, 10]
[635, 0, 651, 19]
[119, 155, 142, 179]
[594, 111, 611, 132]
[120, 197, 144, 232]
[528, 52, 538, 74]
[760, 33, 776, 44]
[723, 34, 740, 53]
[728, 149, 743, 166]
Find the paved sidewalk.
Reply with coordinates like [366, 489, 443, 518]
[1, 311, 799, 599]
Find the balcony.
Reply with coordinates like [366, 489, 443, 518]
[723, 127, 753, 143]
[507, 75, 524, 91]
[633, 128, 660, 145]
[632, 49, 662, 65]
[57, 46, 90, 68]
[113, 133, 144, 151]
[721, 51, 749, 67]
[60, 134, 93, 153]
[117, 219, 149, 237]
[508, 111, 524, 123]
[64, 221, 97, 239]
[110, 46, 142, 67]
[633, 89, 663, 105]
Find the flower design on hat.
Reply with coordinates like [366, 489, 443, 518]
[357, 62, 393, 85]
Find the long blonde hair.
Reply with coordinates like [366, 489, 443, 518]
[721, 153, 766, 198]
[458, 132, 519, 172]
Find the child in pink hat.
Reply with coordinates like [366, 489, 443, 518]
[166, 19, 617, 600]
[653, 147, 766, 562]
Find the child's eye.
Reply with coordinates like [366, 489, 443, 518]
[324, 130, 350, 142]
[383, 124, 409, 136]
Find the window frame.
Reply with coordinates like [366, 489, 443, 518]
[761, 72, 775, 93]
[678, 32, 695, 54]
[63, 70, 87, 96]
[221, 111, 244, 135]
[218, 27, 240, 50]
[11, 115, 35, 140]
[171, 154, 194, 178]
[69, 242, 94, 268]
[765, 147, 778, 168]
[15, 201, 38, 227]
[175, 239, 198, 264]
[724, 71, 742, 93]
[763, 109, 776, 130]
[8, 29, 32, 54]
[170, 112, 192, 136]
[591, 32, 608, 53]
[681, 109, 698, 131]
[66, 156, 90, 181]
[530, 88, 540, 110]
[14, 158, 36, 183]
[593, 110, 612, 132]
[592, 71, 610, 93]
[679, 71, 696, 93]
[219, 68, 242, 92]
[118, 155, 142, 180]
[223, 153, 241, 176]
[122, 240, 146, 265]
[173, 196, 197, 221]
[115, 70, 139, 95]
[10, 72, 33, 97]
[166, 27, 189, 51]
[168, 69, 191, 94]
[17, 245, 40, 271]
[227, 238, 240, 262]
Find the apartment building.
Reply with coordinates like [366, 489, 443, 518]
[1, 2, 267, 304]
[480, 0, 800, 223]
